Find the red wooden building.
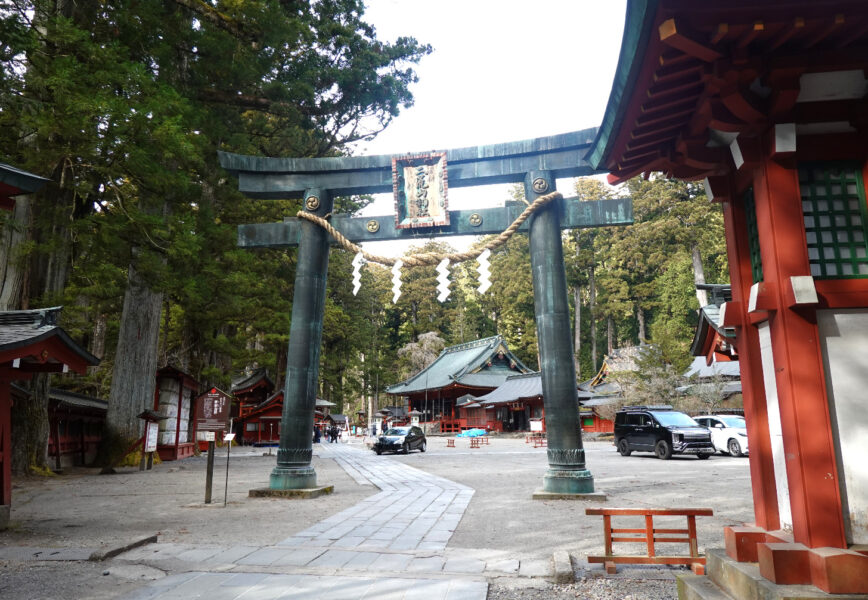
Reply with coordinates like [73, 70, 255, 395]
[475, 372, 616, 433]
[239, 390, 283, 445]
[385, 335, 533, 433]
[588, 1, 868, 593]
[153, 366, 199, 461]
[231, 368, 274, 419]
[234, 386, 337, 445]
[47, 388, 107, 471]
[0, 307, 98, 529]
[474, 374, 546, 432]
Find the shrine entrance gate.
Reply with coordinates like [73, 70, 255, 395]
[219, 127, 632, 497]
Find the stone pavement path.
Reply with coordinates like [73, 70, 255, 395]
[111, 441, 548, 599]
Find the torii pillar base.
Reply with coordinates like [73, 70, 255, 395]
[268, 465, 318, 491]
[541, 468, 597, 496]
[250, 484, 333, 499]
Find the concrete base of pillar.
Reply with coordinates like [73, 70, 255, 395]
[532, 489, 607, 501]
[249, 486, 333, 499]
[0, 504, 9, 530]
[268, 465, 317, 491]
[541, 468, 595, 494]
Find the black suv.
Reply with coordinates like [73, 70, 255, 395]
[614, 406, 715, 460]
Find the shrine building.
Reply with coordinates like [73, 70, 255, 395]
[385, 335, 532, 433]
[588, 0, 868, 594]
[0, 307, 98, 529]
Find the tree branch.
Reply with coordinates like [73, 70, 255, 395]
[171, 0, 254, 43]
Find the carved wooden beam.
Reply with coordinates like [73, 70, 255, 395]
[804, 14, 845, 49]
[710, 24, 729, 45]
[659, 18, 723, 62]
[767, 17, 805, 50]
[736, 21, 764, 49]
[721, 86, 766, 124]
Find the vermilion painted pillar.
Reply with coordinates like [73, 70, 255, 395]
[752, 157, 847, 548]
[0, 381, 11, 529]
[721, 190, 780, 532]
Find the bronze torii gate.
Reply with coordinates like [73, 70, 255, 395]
[219, 127, 631, 497]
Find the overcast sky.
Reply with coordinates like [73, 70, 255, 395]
[352, 0, 629, 255]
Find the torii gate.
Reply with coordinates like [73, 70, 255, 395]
[219, 127, 631, 498]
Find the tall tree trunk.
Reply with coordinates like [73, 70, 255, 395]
[104, 256, 163, 444]
[0, 197, 32, 311]
[90, 312, 107, 376]
[10, 375, 50, 474]
[589, 264, 597, 372]
[607, 315, 614, 355]
[13, 177, 75, 474]
[158, 298, 170, 367]
[637, 305, 646, 343]
[692, 244, 708, 308]
[573, 286, 581, 380]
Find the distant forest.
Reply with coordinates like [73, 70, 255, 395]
[0, 1, 726, 471]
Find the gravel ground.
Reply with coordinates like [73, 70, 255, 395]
[488, 577, 677, 599]
[1, 436, 751, 599]
[0, 560, 164, 600]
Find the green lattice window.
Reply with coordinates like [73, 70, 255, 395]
[743, 187, 763, 283]
[799, 164, 868, 278]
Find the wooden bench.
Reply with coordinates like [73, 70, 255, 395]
[533, 435, 547, 448]
[481, 436, 489, 445]
[586, 507, 713, 575]
[469, 437, 481, 449]
[446, 438, 455, 448]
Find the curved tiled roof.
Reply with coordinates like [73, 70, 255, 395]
[0, 307, 99, 373]
[385, 335, 532, 395]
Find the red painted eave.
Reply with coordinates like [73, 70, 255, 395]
[592, 0, 868, 182]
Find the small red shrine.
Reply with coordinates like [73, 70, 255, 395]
[0, 308, 98, 529]
[589, 0, 868, 594]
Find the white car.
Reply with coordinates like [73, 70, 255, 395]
[694, 414, 749, 457]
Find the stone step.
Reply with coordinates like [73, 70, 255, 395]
[698, 548, 868, 600]
[706, 548, 766, 600]
[677, 574, 736, 600]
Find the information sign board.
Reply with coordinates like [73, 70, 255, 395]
[196, 388, 231, 431]
[144, 422, 159, 452]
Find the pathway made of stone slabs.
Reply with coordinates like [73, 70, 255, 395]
[117, 443, 496, 599]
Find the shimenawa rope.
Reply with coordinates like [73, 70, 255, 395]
[295, 191, 561, 268]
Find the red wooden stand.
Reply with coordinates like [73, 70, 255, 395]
[586, 507, 713, 575]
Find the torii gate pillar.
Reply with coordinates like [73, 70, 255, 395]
[270, 187, 332, 492]
[526, 171, 595, 496]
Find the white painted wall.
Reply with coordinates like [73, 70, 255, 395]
[757, 321, 793, 531]
[817, 309, 868, 545]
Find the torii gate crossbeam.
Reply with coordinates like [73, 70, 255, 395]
[220, 127, 631, 498]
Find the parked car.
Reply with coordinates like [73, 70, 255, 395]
[614, 406, 715, 460]
[694, 414, 749, 457]
[372, 426, 427, 455]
